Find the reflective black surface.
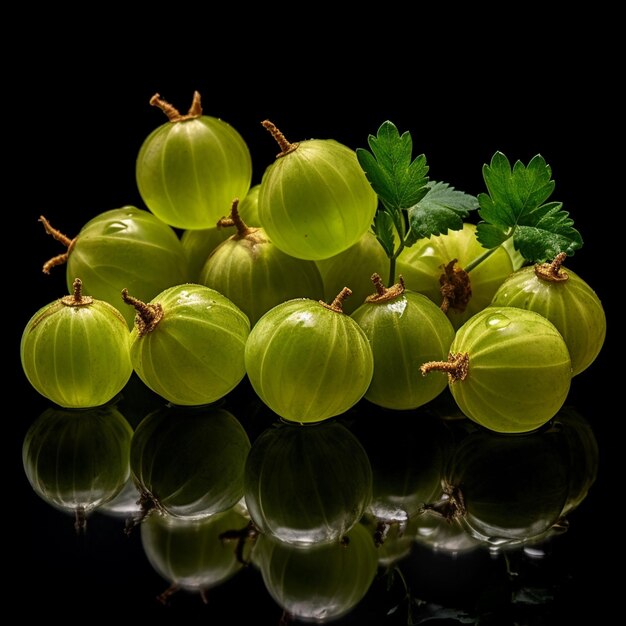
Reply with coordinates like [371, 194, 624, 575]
[14, 61, 615, 624]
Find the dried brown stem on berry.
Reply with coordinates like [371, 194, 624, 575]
[150, 91, 203, 122]
[320, 287, 352, 313]
[121, 289, 164, 337]
[420, 352, 469, 383]
[534, 252, 569, 283]
[261, 120, 299, 158]
[439, 259, 472, 313]
[39, 216, 77, 274]
[365, 273, 406, 303]
[61, 278, 93, 307]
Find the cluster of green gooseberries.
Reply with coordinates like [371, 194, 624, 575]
[21, 91, 606, 435]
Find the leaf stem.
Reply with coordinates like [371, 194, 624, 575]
[462, 242, 502, 274]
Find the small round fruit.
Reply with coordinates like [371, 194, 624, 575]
[397, 223, 515, 329]
[316, 230, 390, 314]
[21, 278, 132, 408]
[141, 506, 249, 597]
[199, 199, 324, 326]
[123, 284, 249, 406]
[491, 253, 606, 375]
[39, 207, 189, 327]
[130, 405, 251, 519]
[251, 522, 378, 622]
[351, 275, 455, 410]
[441, 426, 570, 547]
[244, 288, 374, 423]
[258, 121, 378, 260]
[181, 184, 261, 281]
[136, 91, 252, 229]
[421, 307, 572, 433]
[244, 420, 372, 544]
[22, 403, 133, 531]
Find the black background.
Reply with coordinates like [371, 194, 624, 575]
[11, 24, 618, 624]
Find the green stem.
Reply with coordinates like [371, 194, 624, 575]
[463, 242, 502, 273]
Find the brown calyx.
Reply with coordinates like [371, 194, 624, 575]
[534, 252, 569, 283]
[61, 278, 93, 307]
[39, 216, 78, 274]
[365, 273, 406, 303]
[320, 287, 352, 313]
[150, 91, 203, 122]
[421, 482, 466, 522]
[439, 259, 472, 314]
[420, 352, 470, 383]
[217, 198, 266, 244]
[121, 289, 164, 337]
[261, 120, 299, 158]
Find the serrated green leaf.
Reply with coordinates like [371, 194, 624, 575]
[404, 181, 475, 244]
[356, 121, 429, 210]
[421, 181, 479, 214]
[476, 222, 511, 249]
[480, 152, 555, 225]
[476, 151, 583, 261]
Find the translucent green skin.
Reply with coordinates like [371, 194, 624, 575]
[21, 297, 132, 408]
[22, 405, 132, 515]
[199, 227, 324, 326]
[491, 265, 606, 375]
[549, 408, 599, 516]
[258, 139, 378, 260]
[396, 223, 514, 329]
[244, 421, 372, 544]
[252, 522, 378, 622]
[446, 427, 570, 545]
[181, 185, 261, 281]
[128, 284, 250, 406]
[67, 207, 189, 327]
[316, 231, 390, 314]
[130, 405, 250, 518]
[136, 115, 252, 229]
[352, 410, 453, 522]
[244, 298, 374, 422]
[141, 507, 247, 590]
[447, 307, 572, 433]
[351, 291, 455, 410]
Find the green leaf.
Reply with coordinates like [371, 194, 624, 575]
[405, 181, 477, 245]
[356, 121, 429, 210]
[476, 151, 583, 262]
[372, 208, 397, 257]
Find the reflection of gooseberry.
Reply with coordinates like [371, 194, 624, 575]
[252, 522, 378, 622]
[244, 420, 372, 545]
[22, 404, 133, 531]
[130, 404, 251, 519]
[141, 506, 249, 600]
